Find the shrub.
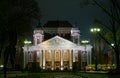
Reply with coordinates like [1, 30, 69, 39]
[28, 62, 41, 73]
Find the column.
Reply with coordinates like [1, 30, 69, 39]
[78, 35, 80, 45]
[40, 50, 43, 67]
[51, 50, 54, 70]
[90, 51, 92, 64]
[33, 51, 37, 62]
[69, 50, 73, 70]
[78, 50, 82, 70]
[23, 51, 26, 68]
[27, 51, 29, 68]
[61, 50, 63, 70]
[43, 50, 45, 69]
[86, 51, 89, 65]
[34, 37, 37, 45]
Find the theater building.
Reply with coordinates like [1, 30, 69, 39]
[23, 21, 92, 70]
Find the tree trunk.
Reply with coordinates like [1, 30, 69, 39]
[3, 66, 7, 78]
[3, 48, 9, 78]
[115, 46, 120, 69]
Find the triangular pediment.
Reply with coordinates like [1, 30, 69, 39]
[39, 36, 77, 49]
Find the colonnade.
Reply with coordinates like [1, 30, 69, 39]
[41, 49, 73, 70]
[23, 48, 92, 70]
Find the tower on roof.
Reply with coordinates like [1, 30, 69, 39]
[33, 21, 44, 45]
[71, 27, 80, 45]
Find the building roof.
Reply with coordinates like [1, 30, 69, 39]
[39, 36, 77, 50]
[43, 21, 73, 28]
[34, 21, 43, 30]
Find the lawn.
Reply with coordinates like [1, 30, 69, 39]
[0, 71, 120, 78]
[75, 72, 120, 78]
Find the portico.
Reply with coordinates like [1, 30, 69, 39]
[37, 36, 77, 70]
[39, 49, 73, 70]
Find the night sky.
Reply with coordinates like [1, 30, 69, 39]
[37, 0, 108, 42]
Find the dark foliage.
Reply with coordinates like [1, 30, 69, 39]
[0, 0, 41, 78]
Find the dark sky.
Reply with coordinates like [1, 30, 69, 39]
[37, 0, 108, 41]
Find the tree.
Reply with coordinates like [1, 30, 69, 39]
[80, 0, 120, 70]
[82, 0, 120, 70]
[0, 0, 41, 78]
[93, 0, 120, 70]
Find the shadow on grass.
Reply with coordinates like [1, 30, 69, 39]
[5, 71, 120, 78]
[6, 71, 83, 78]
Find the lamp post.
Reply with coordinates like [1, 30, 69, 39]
[90, 28, 100, 71]
[90, 28, 100, 32]
[24, 40, 32, 45]
[81, 40, 89, 71]
[24, 40, 31, 69]
[81, 40, 89, 53]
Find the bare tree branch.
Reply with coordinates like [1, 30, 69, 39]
[93, 0, 120, 24]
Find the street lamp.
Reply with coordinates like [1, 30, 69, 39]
[111, 43, 114, 47]
[24, 40, 32, 45]
[81, 40, 89, 44]
[90, 28, 100, 32]
[90, 28, 100, 71]
[81, 40, 89, 52]
[24, 39, 31, 70]
[81, 40, 89, 71]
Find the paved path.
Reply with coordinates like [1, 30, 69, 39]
[55, 75, 82, 78]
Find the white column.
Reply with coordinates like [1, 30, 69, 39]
[40, 50, 43, 67]
[35, 37, 38, 46]
[61, 50, 63, 70]
[34, 36, 37, 45]
[23, 47, 29, 68]
[69, 50, 73, 70]
[51, 50, 54, 70]
[43, 50, 45, 69]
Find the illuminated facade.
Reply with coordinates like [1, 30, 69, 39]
[23, 21, 92, 70]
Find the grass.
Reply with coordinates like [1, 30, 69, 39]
[76, 72, 108, 78]
[75, 72, 120, 78]
[0, 71, 120, 78]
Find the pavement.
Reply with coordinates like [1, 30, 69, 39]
[40, 75, 82, 78]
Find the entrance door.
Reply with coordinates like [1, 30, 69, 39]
[54, 50, 61, 70]
[63, 61, 69, 70]
[54, 62, 60, 70]
[46, 61, 52, 70]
